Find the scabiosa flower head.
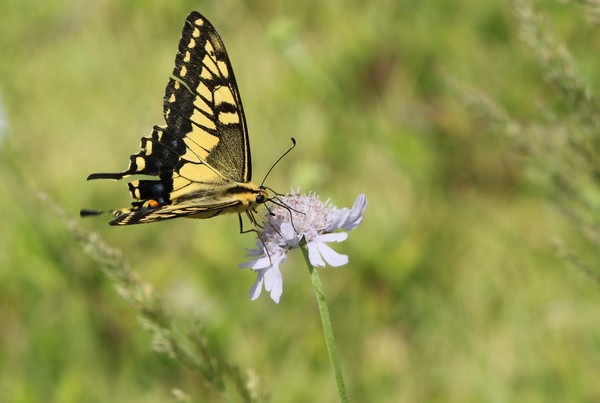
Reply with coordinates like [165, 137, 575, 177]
[240, 191, 367, 303]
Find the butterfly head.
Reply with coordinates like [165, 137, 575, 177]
[256, 187, 268, 204]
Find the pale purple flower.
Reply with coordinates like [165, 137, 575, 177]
[240, 192, 367, 303]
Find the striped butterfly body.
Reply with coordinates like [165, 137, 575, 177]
[82, 12, 268, 226]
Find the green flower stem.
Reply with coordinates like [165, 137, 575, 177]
[300, 240, 349, 403]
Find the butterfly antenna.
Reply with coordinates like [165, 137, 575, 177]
[260, 138, 296, 188]
[264, 186, 286, 197]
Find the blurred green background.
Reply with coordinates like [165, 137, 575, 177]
[2, 0, 600, 401]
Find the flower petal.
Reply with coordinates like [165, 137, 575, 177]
[342, 194, 367, 230]
[280, 222, 300, 246]
[314, 241, 348, 267]
[316, 232, 348, 243]
[325, 207, 350, 232]
[307, 242, 327, 267]
[263, 264, 283, 303]
[307, 239, 349, 268]
[248, 271, 264, 301]
[239, 253, 271, 270]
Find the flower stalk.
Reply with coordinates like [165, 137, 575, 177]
[301, 238, 349, 403]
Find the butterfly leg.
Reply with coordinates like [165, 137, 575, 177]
[238, 211, 258, 234]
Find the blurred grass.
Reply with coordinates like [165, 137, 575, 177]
[2, 0, 600, 401]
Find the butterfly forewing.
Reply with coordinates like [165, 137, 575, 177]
[163, 12, 250, 182]
[83, 12, 266, 226]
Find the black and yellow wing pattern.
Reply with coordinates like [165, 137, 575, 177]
[82, 12, 267, 225]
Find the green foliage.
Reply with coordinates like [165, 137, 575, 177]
[2, 0, 600, 401]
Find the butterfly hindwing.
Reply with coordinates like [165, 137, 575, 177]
[83, 12, 266, 226]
